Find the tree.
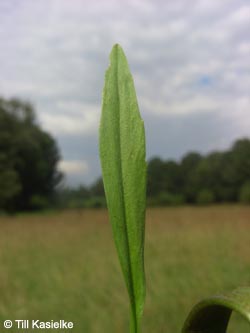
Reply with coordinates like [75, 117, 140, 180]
[0, 154, 21, 210]
[90, 177, 105, 197]
[147, 157, 165, 196]
[0, 97, 62, 211]
[180, 152, 202, 202]
[239, 182, 250, 204]
[196, 189, 215, 205]
[193, 152, 224, 202]
[163, 160, 182, 194]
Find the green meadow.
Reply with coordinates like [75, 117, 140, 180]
[0, 206, 249, 332]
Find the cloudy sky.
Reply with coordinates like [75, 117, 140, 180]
[0, 0, 249, 186]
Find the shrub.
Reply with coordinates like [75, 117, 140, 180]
[30, 195, 49, 210]
[196, 189, 215, 205]
[239, 182, 250, 204]
[84, 196, 106, 208]
[156, 191, 184, 206]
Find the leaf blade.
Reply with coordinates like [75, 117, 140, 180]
[99, 44, 146, 332]
[182, 287, 250, 333]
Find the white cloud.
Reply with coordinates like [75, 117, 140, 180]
[141, 94, 224, 115]
[227, 5, 250, 24]
[58, 160, 89, 175]
[39, 104, 99, 136]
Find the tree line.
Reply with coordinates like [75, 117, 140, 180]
[1, 96, 250, 212]
[146, 139, 250, 205]
[59, 138, 250, 208]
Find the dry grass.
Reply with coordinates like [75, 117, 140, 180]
[0, 206, 249, 332]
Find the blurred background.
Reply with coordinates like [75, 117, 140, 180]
[0, 0, 249, 332]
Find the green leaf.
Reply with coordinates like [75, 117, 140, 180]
[99, 44, 146, 333]
[182, 287, 250, 333]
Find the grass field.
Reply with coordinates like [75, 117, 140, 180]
[0, 206, 249, 332]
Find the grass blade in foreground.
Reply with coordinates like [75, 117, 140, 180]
[99, 44, 146, 333]
[182, 287, 250, 333]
